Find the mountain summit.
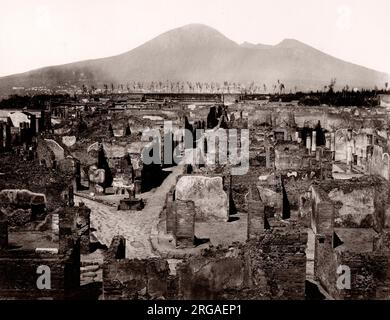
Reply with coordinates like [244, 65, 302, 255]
[0, 24, 388, 95]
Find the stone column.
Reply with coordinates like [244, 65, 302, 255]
[266, 146, 271, 169]
[325, 132, 330, 149]
[306, 134, 312, 155]
[312, 131, 317, 153]
[330, 132, 335, 160]
[295, 131, 301, 143]
[346, 146, 353, 173]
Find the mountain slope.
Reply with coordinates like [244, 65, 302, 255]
[0, 23, 388, 95]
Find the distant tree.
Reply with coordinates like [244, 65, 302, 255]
[279, 82, 285, 95]
[328, 78, 337, 93]
[386, 82, 389, 92]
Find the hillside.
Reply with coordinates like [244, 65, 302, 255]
[0, 24, 388, 95]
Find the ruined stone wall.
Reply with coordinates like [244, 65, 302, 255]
[59, 204, 89, 256]
[104, 224, 307, 300]
[245, 228, 307, 300]
[335, 252, 390, 300]
[310, 186, 334, 235]
[37, 139, 56, 168]
[75, 204, 90, 254]
[282, 173, 319, 220]
[231, 167, 267, 212]
[247, 185, 264, 239]
[312, 181, 390, 300]
[0, 244, 80, 299]
[0, 156, 73, 211]
[44, 139, 65, 161]
[368, 144, 390, 181]
[257, 176, 283, 219]
[318, 178, 390, 230]
[177, 226, 307, 300]
[314, 233, 340, 297]
[177, 250, 246, 300]
[249, 106, 378, 133]
[103, 236, 170, 300]
[316, 248, 390, 300]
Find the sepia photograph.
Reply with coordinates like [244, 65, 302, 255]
[0, 0, 390, 314]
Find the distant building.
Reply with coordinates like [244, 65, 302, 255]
[378, 94, 390, 109]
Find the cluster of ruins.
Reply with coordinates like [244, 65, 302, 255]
[1, 92, 390, 300]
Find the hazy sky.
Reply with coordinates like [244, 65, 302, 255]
[1, 0, 389, 77]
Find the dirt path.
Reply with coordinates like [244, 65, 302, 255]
[75, 164, 185, 259]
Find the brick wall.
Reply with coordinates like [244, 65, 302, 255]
[245, 227, 307, 300]
[310, 186, 334, 235]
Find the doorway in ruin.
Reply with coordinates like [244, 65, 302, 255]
[140, 163, 171, 193]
